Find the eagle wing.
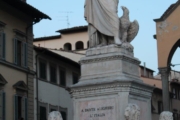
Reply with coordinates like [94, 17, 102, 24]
[127, 20, 139, 43]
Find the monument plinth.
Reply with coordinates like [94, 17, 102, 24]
[69, 1, 153, 120]
[69, 45, 153, 120]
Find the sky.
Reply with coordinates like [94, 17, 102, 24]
[28, 0, 180, 75]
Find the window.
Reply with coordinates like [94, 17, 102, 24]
[61, 111, 67, 120]
[173, 112, 178, 120]
[87, 41, 89, 48]
[158, 101, 163, 114]
[59, 106, 67, 120]
[14, 95, 27, 120]
[59, 67, 66, 86]
[50, 109, 56, 112]
[14, 38, 27, 67]
[178, 89, 180, 100]
[49, 105, 58, 113]
[64, 43, 72, 51]
[39, 59, 47, 80]
[40, 106, 47, 120]
[172, 87, 177, 99]
[0, 32, 6, 60]
[72, 72, 79, 84]
[75, 41, 84, 50]
[0, 91, 6, 120]
[50, 64, 57, 83]
[39, 102, 48, 120]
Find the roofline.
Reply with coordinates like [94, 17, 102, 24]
[3, 0, 51, 21]
[34, 35, 61, 42]
[56, 26, 88, 34]
[50, 49, 86, 55]
[139, 65, 155, 72]
[34, 46, 80, 68]
[154, 1, 179, 22]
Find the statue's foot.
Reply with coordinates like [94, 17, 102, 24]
[114, 37, 122, 45]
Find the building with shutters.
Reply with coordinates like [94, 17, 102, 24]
[33, 46, 83, 120]
[0, 0, 50, 120]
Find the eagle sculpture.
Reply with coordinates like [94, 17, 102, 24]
[119, 6, 139, 43]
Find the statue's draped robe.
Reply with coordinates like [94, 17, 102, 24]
[84, 0, 119, 47]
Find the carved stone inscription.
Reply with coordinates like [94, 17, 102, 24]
[79, 98, 116, 120]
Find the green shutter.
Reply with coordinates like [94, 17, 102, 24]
[0, 91, 2, 120]
[22, 43, 27, 67]
[14, 95, 18, 120]
[13, 39, 17, 64]
[2, 92, 5, 120]
[2, 33, 6, 60]
[0, 33, 3, 59]
[22, 97, 28, 120]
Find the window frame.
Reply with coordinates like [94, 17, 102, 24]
[38, 102, 48, 120]
[39, 58, 47, 80]
[72, 72, 79, 84]
[49, 63, 57, 84]
[158, 101, 163, 114]
[49, 104, 58, 112]
[13, 29, 27, 68]
[0, 32, 6, 60]
[14, 95, 28, 120]
[59, 66, 66, 86]
[59, 106, 68, 120]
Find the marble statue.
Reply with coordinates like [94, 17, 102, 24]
[159, 111, 173, 120]
[124, 104, 140, 120]
[119, 6, 139, 43]
[48, 111, 63, 120]
[84, 0, 121, 47]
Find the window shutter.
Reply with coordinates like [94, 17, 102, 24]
[2, 33, 6, 60]
[0, 33, 3, 59]
[14, 95, 18, 120]
[13, 39, 17, 64]
[22, 42, 27, 67]
[2, 92, 5, 120]
[0, 91, 2, 120]
[22, 97, 28, 120]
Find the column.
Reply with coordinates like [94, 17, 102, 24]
[159, 67, 170, 111]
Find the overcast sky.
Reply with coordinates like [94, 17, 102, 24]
[28, 0, 180, 75]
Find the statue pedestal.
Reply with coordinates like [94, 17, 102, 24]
[69, 45, 153, 120]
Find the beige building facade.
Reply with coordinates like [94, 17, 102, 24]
[0, 0, 50, 120]
[34, 26, 88, 52]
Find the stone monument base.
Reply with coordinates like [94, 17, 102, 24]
[69, 45, 153, 120]
[70, 81, 153, 120]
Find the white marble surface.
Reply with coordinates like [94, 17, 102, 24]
[159, 111, 173, 120]
[79, 98, 116, 120]
[48, 111, 62, 120]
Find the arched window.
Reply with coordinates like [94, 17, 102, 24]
[75, 41, 84, 50]
[64, 43, 72, 51]
[87, 41, 89, 48]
